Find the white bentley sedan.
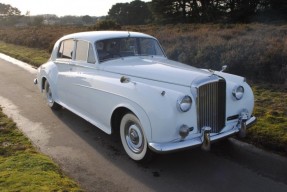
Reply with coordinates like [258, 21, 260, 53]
[34, 31, 256, 161]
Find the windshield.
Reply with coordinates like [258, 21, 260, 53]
[95, 37, 165, 62]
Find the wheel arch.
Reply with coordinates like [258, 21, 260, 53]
[110, 104, 152, 142]
[41, 77, 47, 91]
[110, 107, 131, 137]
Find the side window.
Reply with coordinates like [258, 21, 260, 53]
[87, 43, 96, 64]
[57, 39, 74, 59]
[75, 40, 89, 61]
[75, 41, 96, 64]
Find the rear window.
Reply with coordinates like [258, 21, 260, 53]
[57, 39, 74, 59]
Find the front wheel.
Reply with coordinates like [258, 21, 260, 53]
[120, 113, 152, 162]
[44, 81, 61, 110]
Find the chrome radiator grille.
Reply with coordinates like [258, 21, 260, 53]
[197, 79, 226, 133]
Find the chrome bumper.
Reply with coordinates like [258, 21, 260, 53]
[148, 116, 256, 153]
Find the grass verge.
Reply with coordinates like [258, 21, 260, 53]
[0, 107, 83, 192]
[0, 41, 50, 67]
[244, 84, 287, 155]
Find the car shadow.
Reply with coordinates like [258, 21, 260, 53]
[50, 108, 287, 192]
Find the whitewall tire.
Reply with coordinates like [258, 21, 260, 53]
[120, 113, 152, 162]
[44, 81, 61, 110]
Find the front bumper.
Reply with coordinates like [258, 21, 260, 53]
[148, 116, 256, 153]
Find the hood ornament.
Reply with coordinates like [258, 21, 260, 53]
[220, 65, 227, 72]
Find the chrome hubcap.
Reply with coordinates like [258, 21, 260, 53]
[125, 124, 143, 154]
[46, 84, 53, 104]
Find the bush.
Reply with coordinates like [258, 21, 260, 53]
[124, 24, 287, 84]
[89, 19, 121, 31]
[0, 24, 286, 84]
[0, 26, 84, 53]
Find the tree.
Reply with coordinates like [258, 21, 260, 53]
[59, 16, 82, 25]
[108, 0, 152, 25]
[225, 0, 261, 22]
[108, 3, 129, 25]
[0, 3, 21, 26]
[262, 0, 287, 20]
[150, 0, 284, 23]
[32, 16, 44, 26]
[129, 0, 152, 24]
[82, 15, 93, 25]
[150, 0, 179, 23]
[268, 0, 287, 13]
[0, 3, 21, 17]
[151, 0, 227, 23]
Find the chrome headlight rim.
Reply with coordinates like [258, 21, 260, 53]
[233, 85, 244, 100]
[177, 95, 192, 112]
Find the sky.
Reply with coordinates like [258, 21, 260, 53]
[1, 0, 150, 17]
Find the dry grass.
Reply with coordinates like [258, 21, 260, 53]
[0, 23, 285, 84]
[124, 24, 287, 84]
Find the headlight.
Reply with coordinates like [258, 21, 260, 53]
[177, 95, 192, 112]
[233, 85, 244, 100]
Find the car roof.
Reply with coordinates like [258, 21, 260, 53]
[59, 31, 155, 42]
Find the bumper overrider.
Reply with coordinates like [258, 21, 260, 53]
[148, 114, 256, 153]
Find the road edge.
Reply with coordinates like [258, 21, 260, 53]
[0, 53, 37, 74]
[228, 137, 287, 184]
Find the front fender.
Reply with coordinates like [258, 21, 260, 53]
[123, 81, 193, 143]
[111, 102, 152, 142]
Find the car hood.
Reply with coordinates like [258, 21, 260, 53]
[102, 57, 212, 87]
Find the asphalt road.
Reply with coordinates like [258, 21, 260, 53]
[1, 57, 287, 192]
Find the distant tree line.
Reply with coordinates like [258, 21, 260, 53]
[108, 0, 287, 24]
[0, 3, 20, 16]
[1, 1, 287, 27]
[108, 0, 152, 25]
[0, 3, 98, 27]
[0, 3, 21, 26]
[0, 0, 287, 26]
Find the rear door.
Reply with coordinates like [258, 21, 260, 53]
[55, 38, 76, 107]
[68, 40, 100, 119]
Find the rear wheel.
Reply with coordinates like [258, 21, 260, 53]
[44, 81, 61, 110]
[120, 113, 152, 162]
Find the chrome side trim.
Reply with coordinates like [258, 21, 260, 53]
[102, 69, 191, 88]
